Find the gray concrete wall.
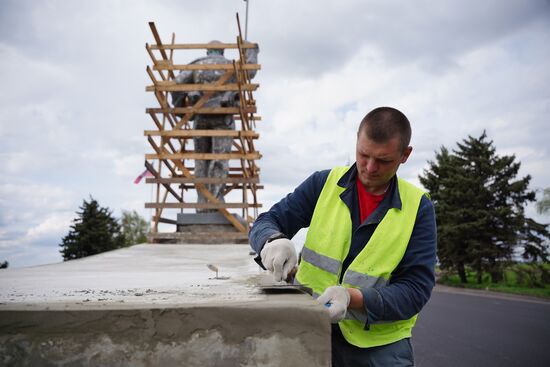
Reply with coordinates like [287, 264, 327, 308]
[0, 245, 331, 366]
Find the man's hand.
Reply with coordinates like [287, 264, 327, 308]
[260, 238, 298, 282]
[317, 286, 351, 323]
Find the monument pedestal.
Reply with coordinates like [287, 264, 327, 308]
[148, 213, 249, 244]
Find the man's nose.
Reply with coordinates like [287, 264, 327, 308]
[366, 159, 378, 173]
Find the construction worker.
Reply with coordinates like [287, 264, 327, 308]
[172, 41, 259, 212]
[249, 107, 436, 366]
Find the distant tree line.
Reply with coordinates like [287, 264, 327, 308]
[59, 197, 149, 261]
[537, 188, 550, 215]
[419, 132, 549, 284]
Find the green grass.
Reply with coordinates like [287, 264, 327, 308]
[437, 263, 550, 299]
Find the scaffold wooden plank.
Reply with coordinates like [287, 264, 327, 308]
[146, 83, 259, 92]
[145, 203, 262, 209]
[149, 42, 258, 50]
[145, 107, 256, 114]
[144, 130, 259, 138]
[153, 62, 260, 71]
[146, 177, 259, 184]
[145, 152, 261, 160]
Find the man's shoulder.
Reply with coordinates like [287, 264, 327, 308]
[394, 177, 434, 213]
[312, 165, 356, 188]
[397, 177, 432, 198]
[312, 168, 332, 179]
[301, 169, 331, 189]
[397, 176, 422, 190]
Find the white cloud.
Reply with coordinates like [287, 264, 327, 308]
[0, 44, 73, 106]
[0, 182, 74, 212]
[0, 181, 76, 264]
[26, 211, 74, 239]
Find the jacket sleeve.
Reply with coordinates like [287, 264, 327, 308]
[249, 170, 330, 261]
[361, 195, 437, 326]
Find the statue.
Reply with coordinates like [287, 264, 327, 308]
[172, 41, 259, 213]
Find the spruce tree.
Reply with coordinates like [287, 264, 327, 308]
[59, 197, 126, 261]
[420, 147, 467, 282]
[419, 131, 549, 283]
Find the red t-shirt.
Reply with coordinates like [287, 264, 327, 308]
[356, 177, 386, 223]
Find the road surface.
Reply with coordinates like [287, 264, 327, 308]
[413, 285, 550, 367]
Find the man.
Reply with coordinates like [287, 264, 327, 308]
[249, 107, 436, 366]
[172, 41, 259, 212]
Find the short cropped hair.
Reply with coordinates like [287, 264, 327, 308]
[358, 107, 412, 153]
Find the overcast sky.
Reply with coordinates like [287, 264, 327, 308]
[1, 0, 549, 268]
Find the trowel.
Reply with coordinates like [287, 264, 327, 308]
[259, 283, 332, 308]
[255, 269, 333, 307]
[255, 271, 313, 295]
[259, 283, 313, 295]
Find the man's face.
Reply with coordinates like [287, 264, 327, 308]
[355, 131, 412, 194]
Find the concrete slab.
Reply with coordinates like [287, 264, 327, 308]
[0, 244, 331, 366]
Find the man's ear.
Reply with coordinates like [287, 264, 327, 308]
[401, 146, 413, 163]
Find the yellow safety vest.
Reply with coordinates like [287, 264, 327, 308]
[295, 166, 425, 348]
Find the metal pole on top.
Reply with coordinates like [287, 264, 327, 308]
[244, 0, 249, 41]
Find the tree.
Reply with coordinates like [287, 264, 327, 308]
[59, 197, 126, 261]
[419, 131, 549, 283]
[518, 218, 549, 263]
[523, 187, 550, 263]
[419, 147, 471, 282]
[537, 188, 550, 215]
[121, 210, 149, 246]
[0, 261, 8, 269]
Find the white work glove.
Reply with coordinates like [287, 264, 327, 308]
[317, 286, 351, 323]
[260, 238, 298, 282]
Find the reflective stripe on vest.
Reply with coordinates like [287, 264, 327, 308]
[295, 166, 425, 348]
[300, 246, 341, 276]
[300, 247, 388, 290]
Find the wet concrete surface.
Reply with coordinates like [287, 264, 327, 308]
[0, 244, 268, 309]
[0, 244, 331, 366]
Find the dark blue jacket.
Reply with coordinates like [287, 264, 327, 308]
[249, 164, 437, 328]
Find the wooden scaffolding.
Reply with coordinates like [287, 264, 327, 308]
[144, 19, 262, 243]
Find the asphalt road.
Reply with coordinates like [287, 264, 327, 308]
[412, 286, 550, 367]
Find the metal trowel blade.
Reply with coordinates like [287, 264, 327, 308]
[259, 284, 313, 295]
